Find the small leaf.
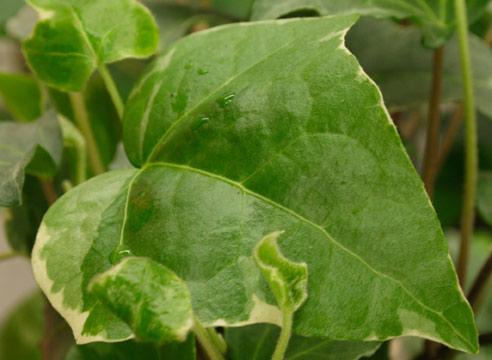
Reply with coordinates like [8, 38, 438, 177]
[478, 171, 492, 227]
[66, 335, 196, 360]
[254, 231, 308, 313]
[89, 256, 194, 344]
[0, 110, 62, 207]
[0, 72, 44, 122]
[0, 292, 44, 360]
[225, 324, 381, 360]
[22, 0, 159, 91]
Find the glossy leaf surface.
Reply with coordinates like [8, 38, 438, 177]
[89, 257, 193, 343]
[225, 324, 380, 360]
[23, 0, 159, 91]
[34, 17, 477, 352]
[0, 111, 62, 206]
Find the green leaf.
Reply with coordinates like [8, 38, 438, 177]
[0, 292, 44, 360]
[0, 111, 62, 207]
[0, 72, 44, 122]
[225, 324, 381, 360]
[32, 170, 137, 344]
[145, 0, 254, 20]
[89, 256, 194, 344]
[66, 335, 196, 360]
[22, 0, 159, 91]
[478, 171, 492, 227]
[346, 17, 492, 118]
[251, 0, 488, 47]
[34, 17, 477, 352]
[254, 231, 308, 313]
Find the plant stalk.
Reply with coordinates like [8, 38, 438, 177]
[40, 179, 58, 205]
[206, 328, 227, 355]
[0, 251, 22, 261]
[455, 0, 478, 286]
[192, 318, 225, 360]
[272, 310, 293, 360]
[69, 92, 105, 175]
[98, 63, 124, 120]
[422, 47, 444, 198]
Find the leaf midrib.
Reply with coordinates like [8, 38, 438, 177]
[144, 18, 350, 164]
[123, 162, 472, 350]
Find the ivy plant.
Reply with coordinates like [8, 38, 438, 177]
[1, 0, 491, 359]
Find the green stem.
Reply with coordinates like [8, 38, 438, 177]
[192, 317, 225, 360]
[207, 328, 227, 355]
[0, 251, 22, 261]
[272, 310, 293, 360]
[98, 63, 124, 120]
[59, 116, 87, 185]
[455, 0, 478, 286]
[69, 92, 105, 175]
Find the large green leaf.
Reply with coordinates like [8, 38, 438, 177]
[22, 0, 159, 91]
[0, 72, 44, 122]
[89, 257, 194, 343]
[33, 16, 477, 353]
[346, 17, 492, 118]
[225, 324, 380, 360]
[0, 111, 62, 207]
[251, 0, 488, 47]
[0, 292, 44, 360]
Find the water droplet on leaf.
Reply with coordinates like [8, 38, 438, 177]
[192, 116, 210, 131]
[110, 247, 133, 264]
[218, 93, 235, 108]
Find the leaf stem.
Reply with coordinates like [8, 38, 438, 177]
[272, 310, 293, 360]
[467, 247, 492, 313]
[40, 179, 58, 205]
[69, 92, 105, 175]
[192, 317, 225, 360]
[422, 47, 444, 198]
[98, 63, 124, 120]
[0, 251, 23, 261]
[59, 116, 87, 185]
[455, 0, 478, 286]
[206, 328, 227, 355]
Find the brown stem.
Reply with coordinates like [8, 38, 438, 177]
[422, 47, 445, 198]
[41, 301, 73, 360]
[467, 248, 492, 313]
[40, 179, 58, 205]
